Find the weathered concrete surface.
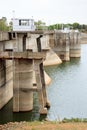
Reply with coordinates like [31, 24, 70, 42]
[48, 31, 70, 61]
[34, 59, 48, 114]
[0, 60, 13, 109]
[55, 32, 70, 61]
[44, 71, 51, 86]
[26, 33, 40, 52]
[70, 31, 81, 58]
[81, 33, 87, 44]
[47, 30, 81, 61]
[13, 59, 33, 112]
[33, 70, 51, 86]
[0, 32, 9, 41]
[0, 51, 46, 59]
[43, 49, 62, 66]
[0, 30, 81, 114]
[26, 33, 62, 66]
[0, 31, 59, 114]
[0, 80, 13, 109]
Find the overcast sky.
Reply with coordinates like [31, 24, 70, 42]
[0, 0, 87, 25]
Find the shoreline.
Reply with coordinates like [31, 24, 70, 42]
[1, 120, 87, 130]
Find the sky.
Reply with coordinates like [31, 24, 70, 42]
[0, 0, 87, 25]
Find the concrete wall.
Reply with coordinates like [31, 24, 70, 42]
[0, 32, 9, 41]
[81, 33, 87, 44]
[0, 60, 13, 109]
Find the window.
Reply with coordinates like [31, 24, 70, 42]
[19, 19, 30, 26]
[19, 20, 21, 26]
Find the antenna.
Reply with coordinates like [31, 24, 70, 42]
[12, 10, 15, 19]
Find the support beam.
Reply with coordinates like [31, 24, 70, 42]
[34, 59, 47, 114]
[37, 35, 50, 108]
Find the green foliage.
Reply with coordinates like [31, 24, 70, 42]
[9, 21, 13, 31]
[34, 20, 46, 30]
[48, 24, 63, 30]
[48, 22, 87, 31]
[0, 17, 9, 31]
[62, 118, 87, 123]
[72, 22, 80, 29]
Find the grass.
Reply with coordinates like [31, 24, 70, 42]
[16, 121, 87, 130]
[62, 118, 87, 123]
[1, 119, 87, 130]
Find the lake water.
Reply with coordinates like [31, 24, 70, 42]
[46, 44, 87, 121]
[0, 44, 87, 124]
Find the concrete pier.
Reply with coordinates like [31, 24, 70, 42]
[13, 59, 33, 112]
[55, 31, 70, 61]
[50, 31, 70, 61]
[70, 31, 81, 58]
[34, 59, 47, 114]
[46, 30, 81, 61]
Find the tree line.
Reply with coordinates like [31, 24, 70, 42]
[34, 20, 87, 32]
[48, 22, 87, 31]
[0, 17, 87, 32]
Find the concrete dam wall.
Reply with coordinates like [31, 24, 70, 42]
[0, 30, 81, 114]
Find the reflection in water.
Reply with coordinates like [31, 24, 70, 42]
[0, 44, 87, 123]
[0, 93, 46, 124]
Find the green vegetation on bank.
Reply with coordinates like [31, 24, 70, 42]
[35, 20, 87, 32]
[62, 118, 87, 123]
[48, 23, 87, 31]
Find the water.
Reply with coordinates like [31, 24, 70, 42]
[0, 44, 87, 124]
[46, 44, 87, 121]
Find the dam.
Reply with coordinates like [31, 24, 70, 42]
[0, 30, 81, 115]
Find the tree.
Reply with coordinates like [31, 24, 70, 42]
[9, 21, 13, 31]
[72, 22, 80, 29]
[48, 23, 63, 30]
[34, 20, 46, 30]
[0, 17, 9, 31]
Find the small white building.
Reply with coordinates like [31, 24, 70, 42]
[12, 18, 35, 31]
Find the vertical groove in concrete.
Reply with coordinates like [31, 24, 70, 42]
[39, 63, 47, 106]
[13, 59, 19, 112]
